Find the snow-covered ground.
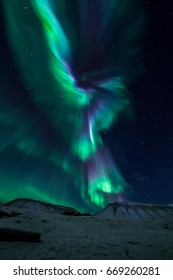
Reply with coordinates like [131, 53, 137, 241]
[0, 198, 173, 260]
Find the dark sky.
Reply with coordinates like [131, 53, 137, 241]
[0, 0, 173, 211]
[104, 0, 173, 204]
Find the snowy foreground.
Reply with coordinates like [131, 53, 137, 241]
[0, 198, 173, 260]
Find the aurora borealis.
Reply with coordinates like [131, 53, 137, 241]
[0, 1, 173, 212]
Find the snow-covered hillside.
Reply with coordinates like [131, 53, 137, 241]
[95, 202, 173, 219]
[2, 198, 80, 215]
[0, 198, 173, 260]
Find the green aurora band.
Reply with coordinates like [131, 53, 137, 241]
[0, 0, 145, 211]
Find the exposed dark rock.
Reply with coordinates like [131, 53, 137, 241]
[163, 223, 168, 229]
[0, 209, 21, 218]
[0, 228, 41, 243]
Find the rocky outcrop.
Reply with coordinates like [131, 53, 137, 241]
[0, 208, 21, 218]
[0, 228, 41, 242]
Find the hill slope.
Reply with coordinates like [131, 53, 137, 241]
[0, 199, 173, 260]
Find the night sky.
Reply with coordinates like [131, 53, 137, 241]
[109, 0, 173, 205]
[0, 0, 173, 212]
